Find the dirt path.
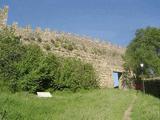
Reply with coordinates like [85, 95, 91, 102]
[123, 95, 137, 120]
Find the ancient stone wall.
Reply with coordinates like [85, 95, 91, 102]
[12, 24, 125, 88]
[0, 6, 125, 88]
[0, 6, 8, 29]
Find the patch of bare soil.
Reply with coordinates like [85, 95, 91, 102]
[123, 95, 137, 120]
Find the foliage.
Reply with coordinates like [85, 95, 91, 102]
[50, 39, 55, 44]
[37, 37, 42, 42]
[62, 39, 75, 51]
[0, 27, 24, 92]
[123, 27, 160, 81]
[121, 71, 134, 89]
[92, 48, 107, 56]
[0, 89, 136, 120]
[19, 53, 59, 93]
[0, 28, 98, 93]
[55, 58, 98, 91]
[43, 44, 51, 51]
[132, 93, 160, 120]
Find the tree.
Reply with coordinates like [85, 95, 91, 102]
[0, 27, 98, 93]
[124, 27, 160, 80]
[0, 27, 25, 91]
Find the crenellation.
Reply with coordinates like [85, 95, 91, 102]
[0, 6, 8, 29]
[1, 6, 125, 88]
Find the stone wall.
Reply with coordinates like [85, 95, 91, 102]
[0, 6, 8, 29]
[0, 6, 125, 88]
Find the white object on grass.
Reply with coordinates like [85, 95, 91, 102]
[37, 92, 52, 98]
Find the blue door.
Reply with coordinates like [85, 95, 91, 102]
[112, 72, 119, 87]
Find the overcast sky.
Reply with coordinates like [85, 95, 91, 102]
[1, 0, 160, 46]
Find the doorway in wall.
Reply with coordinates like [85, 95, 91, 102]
[112, 72, 122, 88]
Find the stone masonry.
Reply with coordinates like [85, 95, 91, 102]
[0, 6, 8, 29]
[0, 6, 125, 88]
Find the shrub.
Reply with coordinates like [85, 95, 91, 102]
[20, 54, 59, 93]
[63, 43, 74, 51]
[55, 58, 98, 91]
[92, 48, 106, 56]
[43, 44, 51, 51]
[0, 28, 98, 93]
[54, 41, 61, 48]
[15, 45, 44, 92]
[0, 28, 25, 92]
[50, 39, 55, 44]
[37, 37, 42, 42]
[62, 40, 75, 51]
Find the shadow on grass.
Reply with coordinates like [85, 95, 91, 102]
[144, 79, 160, 99]
[135, 78, 160, 99]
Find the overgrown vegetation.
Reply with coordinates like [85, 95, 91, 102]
[123, 27, 160, 88]
[123, 27, 160, 78]
[55, 58, 98, 91]
[0, 89, 159, 120]
[0, 89, 135, 120]
[43, 44, 51, 50]
[0, 27, 98, 93]
[62, 39, 76, 51]
[92, 48, 107, 56]
[132, 93, 160, 120]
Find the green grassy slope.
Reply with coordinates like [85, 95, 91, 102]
[0, 89, 159, 120]
[131, 93, 160, 120]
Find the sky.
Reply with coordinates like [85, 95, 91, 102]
[0, 0, 160, 46]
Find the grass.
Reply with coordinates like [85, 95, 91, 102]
[0, 89, 159, 120]
[131, 92, 160, 120]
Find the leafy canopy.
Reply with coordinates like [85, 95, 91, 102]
[0, 27, 98, 93]
[124, 27, 160, 78]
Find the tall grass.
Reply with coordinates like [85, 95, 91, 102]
[131, 93, 160, 120]
[0, 89, 135, 120]
[0, 89, 159, 120]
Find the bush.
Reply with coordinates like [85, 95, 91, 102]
[15, 44, 44, 93]
[43, 44, 51, 51]
[0, 27, 98, 93]
[0, 28, 25, 92]
[20, 54, 59, 93]
[55, 58, 98, 91]
[92, 48, 106, 56]
[50, 39, 55, 44]
[54, 41, 60, 48]
[37, 37, 42, 42]
[62, 40, 75, 51]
